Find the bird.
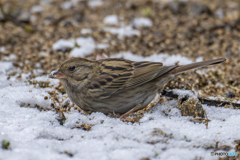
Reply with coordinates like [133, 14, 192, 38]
[49, 57, 226, 119]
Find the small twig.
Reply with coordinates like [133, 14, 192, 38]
[161, 90, 240, 108]
[204, 110, 210, 129]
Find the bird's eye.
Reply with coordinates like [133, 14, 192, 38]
[69, 66, 75, 71]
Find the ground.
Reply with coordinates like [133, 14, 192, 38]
[0, 0, 240, 160]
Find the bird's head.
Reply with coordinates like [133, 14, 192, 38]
[49, 58, 94, 87]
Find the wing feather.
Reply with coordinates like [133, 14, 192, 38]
[87, 59, 177, 99]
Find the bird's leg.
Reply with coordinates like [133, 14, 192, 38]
[120, 103, 142, 120]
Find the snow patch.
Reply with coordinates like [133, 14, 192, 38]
[103, 26, 140, 37]
[104, 15, 119, 25]
[52, 39, 75, 51]
[52, 37, 108, 57]
[110, 52, 194, 65]
[132, 17, 152, 27]
[0, 46, 6, 52]
[0, 62, 13, 73]
[4, 54, 17, 61]
[171, 89, 198, 99]
[88, 0, 103, 8]
[81, 29, 92, 34]
[70, 37, 95, 57]
[61, 1, 73, 10]
[30, 5, 43, 13]
[96, 44, 109, 49]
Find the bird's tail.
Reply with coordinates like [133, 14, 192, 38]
[170, 58, 226, 75]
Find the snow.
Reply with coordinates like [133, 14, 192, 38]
[0, 62, 13, 73]
[215, 9, 224, 19]
[52, 37, 108, 57]
[110, 52, 194, 65]
[30, 5, 43, 13]
[0, 46, 6, 52]
[131, 17, 153, 28]
[1, 13, 239, 159]
[52, 39, 75, 51]
[53, 24, 144, 55]
[171, 89, 198, 99]
[70, 37, 95, 57]
[88, 0, 103, 8]
[104, 15, 119, 25]
[3, 54, 17, 61]
[103, 26, 140, 38]
[96, 44, 109, 49]
[81, 29, 92, 34]
[196, 68, 217, 75]
[0, 52, 239, 160]
[61, 1, 73, 10]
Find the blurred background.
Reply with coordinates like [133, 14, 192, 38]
[0, 0, 240, 99]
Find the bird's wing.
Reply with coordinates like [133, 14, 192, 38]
[87, 58, 177, 99]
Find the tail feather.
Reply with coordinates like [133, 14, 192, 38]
[170, 58, 226, 75]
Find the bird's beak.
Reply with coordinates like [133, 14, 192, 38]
[49, 69, 65, 79]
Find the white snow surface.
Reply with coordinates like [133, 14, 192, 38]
[61, 1, 73, 10]
[81, 29, 92, 34]
[70, 37, 95, 57]
[131, 17, 153, 27]
[30, 5, 43, 13]
[0, 52, 239, 160]
[52, 37, 108, 57]
[0, 62, 13, 73]
[52, 39, 75, 51]
[104, 15, 119, 25]
[0, 46, 6, 52]
[88, 0, 103, 8]
[110, 52, 195, 65]
[171, 89, 198, 99]
[103, 26, 140, 38]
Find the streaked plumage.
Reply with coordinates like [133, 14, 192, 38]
[49, 57, 226, 118]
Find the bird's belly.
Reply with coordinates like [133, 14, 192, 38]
[69, 82, 159, 114]
[85, 89, 157, 114]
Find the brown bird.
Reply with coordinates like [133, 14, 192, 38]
[49, 57, 226, 119]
